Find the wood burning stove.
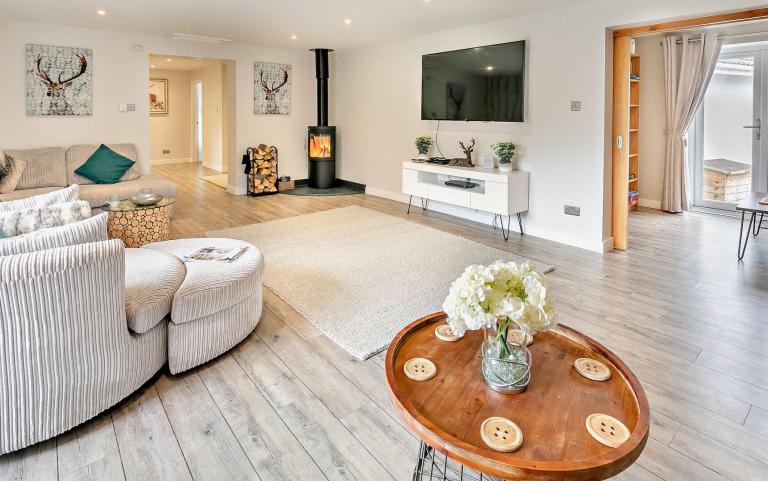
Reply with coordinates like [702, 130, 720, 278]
[308, 48, 336, 189]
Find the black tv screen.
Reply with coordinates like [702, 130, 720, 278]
[421, 41, 525, 122]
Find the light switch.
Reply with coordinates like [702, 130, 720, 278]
[570, 101, 582, 112]
[119, 104, 128, 112]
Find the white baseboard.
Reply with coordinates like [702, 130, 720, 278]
[638, 198, 661, 210]
[365, 186, 606, 253]
[227, 185, 247, 195]
[151, 158, 194, 165]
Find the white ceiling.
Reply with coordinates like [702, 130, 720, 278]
[0, 0, 589, 50]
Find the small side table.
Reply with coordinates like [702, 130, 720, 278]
[736, 192, 768, 260]
[102, 197, 174, 248]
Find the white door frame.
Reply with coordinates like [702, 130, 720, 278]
[692, 46, 766, 212]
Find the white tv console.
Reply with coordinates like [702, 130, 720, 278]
[402, 160, 530, 240]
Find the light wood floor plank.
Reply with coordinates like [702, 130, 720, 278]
[154, 373, 260, 481]
[111, 385, 193, 481]
[197, 354, 328, 481]
[0, 439, 58, 481]
[55, 415, 125, 481]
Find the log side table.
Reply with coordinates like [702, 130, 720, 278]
[385, 312, 650, 481]
[102, 197, 174, 248]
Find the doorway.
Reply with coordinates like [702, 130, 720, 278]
[691, 45, 768, 212]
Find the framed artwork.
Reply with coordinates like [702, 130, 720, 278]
[26, 44, 93, 116]
[254, 62, 291, 115]
[149, 78, 168, 114]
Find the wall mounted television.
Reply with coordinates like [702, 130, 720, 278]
[421, 40, 525, 122]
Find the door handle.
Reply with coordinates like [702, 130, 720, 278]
[743, 119, 761, 140]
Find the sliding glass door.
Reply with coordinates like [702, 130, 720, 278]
[692, 47, 768, 211]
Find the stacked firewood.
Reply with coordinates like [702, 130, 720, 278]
[250, 144, 278, 194]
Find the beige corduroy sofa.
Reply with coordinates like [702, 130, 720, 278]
[0, 144, 177, 211]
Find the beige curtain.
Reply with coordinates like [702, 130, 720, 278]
[661, 32, 721, 212]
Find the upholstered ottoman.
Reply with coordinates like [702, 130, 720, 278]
[143, 238, 264, 374]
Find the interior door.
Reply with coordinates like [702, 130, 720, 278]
[692, 48, 763, 210]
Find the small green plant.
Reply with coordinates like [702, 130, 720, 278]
[415, 136, 434, 155]
[492, 141, 517, 164]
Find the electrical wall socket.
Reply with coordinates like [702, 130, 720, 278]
[162, 149, 170, 154]
[564, 205, 581, 216]
[570, 101, 582, 112]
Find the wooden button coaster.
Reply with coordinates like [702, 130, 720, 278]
[574, 358, 611, 382]
[508, 329, 533, 346]
[760, 197, 768, 205]
[480, 417, 523, 453]
[404, 358, 437, 381]
[586, 413, 630, 448]
[434, 324, 463, 342]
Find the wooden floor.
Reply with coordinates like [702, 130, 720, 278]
[2, 162, 768, 481]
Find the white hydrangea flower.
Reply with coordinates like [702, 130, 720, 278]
[442, 260, 556, 336]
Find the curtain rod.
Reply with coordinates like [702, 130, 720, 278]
[659, 31, 768, 45]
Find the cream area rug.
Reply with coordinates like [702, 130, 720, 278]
[207, 206, 554, 360]
[201, 174, 228, 189]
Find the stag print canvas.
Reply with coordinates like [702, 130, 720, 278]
[26, 44, 93, 116]
[254, 62, 291, 115]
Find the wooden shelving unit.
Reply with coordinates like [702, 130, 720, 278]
[628, 54, 640, 211]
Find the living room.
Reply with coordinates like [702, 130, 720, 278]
[1, 1, 768, 480]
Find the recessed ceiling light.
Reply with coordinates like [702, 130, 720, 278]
[291, 35, 297, 40]
[97, 9, 106, 15]
[166, 58, 172, 62]
[150, 64, 155, 69]
[344, 18, 351, 25]
[486, 65, 494, 71]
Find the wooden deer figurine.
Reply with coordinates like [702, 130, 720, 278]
[450, 138, 476, 167]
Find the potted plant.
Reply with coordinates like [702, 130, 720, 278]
[492, 141, 517, 172]
[415, 136, 434, 160]
[442, 260, 556, 394]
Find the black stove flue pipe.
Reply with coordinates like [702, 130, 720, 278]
[314, 48, 330, 126]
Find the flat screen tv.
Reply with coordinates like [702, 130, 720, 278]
[421, 41, 525, 122]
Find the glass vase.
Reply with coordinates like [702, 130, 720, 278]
[481, 319, 532, 394]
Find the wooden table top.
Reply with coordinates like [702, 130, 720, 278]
[385, 312, 650, 481]
[736, 192, 768, 213]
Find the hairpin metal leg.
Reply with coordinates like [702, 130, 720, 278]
[738, 211, 756, 260]
[498, 215, 511, 241]
[517, 213, 524, 236]
[407, 195, 413, 215]
[421, 198, 429, 214]
[753, 212, 764, 237]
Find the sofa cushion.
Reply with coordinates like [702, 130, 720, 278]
[124, 248, 186, 334]
[74, 145, 136, 184]
[0, 213, 107, 256]
[78, 176, 177, 208]
[4, 147, 67, 190]
[0, 200, 91, 238]
[0, 152, 26, 194]
[67, 144, 142, 185]
[143, 238, 264, 324]
[0, 185, 80, 212]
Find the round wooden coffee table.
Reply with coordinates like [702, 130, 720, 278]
[385, 312, 649, 481]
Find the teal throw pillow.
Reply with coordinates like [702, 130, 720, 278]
[74, 144, 135, 184]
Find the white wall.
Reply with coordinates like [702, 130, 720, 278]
[150, 69, 192, 164]
[0, 20, 319, 192]
[334, 0, 768, 252]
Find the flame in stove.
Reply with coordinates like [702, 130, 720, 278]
[310, 134, 332, 158]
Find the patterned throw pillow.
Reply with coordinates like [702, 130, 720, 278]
[0, 151, 27, 194]
[0, 184, 80, 213]
[0, 212, 107, 256]
[0, 200, 91, 238]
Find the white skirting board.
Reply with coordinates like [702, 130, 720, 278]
[365, 186, 610, 254]
[151, 158, 194, 165]
[638, 198, 662, 210]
